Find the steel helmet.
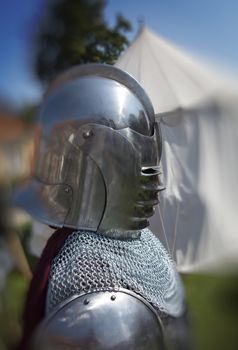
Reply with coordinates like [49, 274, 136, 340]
[15, 64, 163, 238]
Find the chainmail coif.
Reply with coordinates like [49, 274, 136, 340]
[46, 228, 184, 317]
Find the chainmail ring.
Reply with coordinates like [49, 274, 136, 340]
[46, 228, 184, 317]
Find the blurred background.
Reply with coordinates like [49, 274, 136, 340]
[1, 1, 238, 349]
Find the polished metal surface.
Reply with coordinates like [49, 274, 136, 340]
[33, 289, 164, 350]
[40, 75, 153, 136]
[45, 64, 155, 133]
[15, 64, 163, 237]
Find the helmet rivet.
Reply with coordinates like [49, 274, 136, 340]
[84, 299, 90, 305]
[83, 130, 93, 139]
[111, 295, 116, 301]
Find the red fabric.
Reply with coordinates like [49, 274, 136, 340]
[18, 227, 73, 350]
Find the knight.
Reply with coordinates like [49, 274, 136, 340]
[16, 64, 188, 350]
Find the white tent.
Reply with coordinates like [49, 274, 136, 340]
[116, 26, 238, 272]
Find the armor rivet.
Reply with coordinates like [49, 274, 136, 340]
[83, 130, 93, 139]
[111, 295, 116, 301]
[84, 299, 90, 305]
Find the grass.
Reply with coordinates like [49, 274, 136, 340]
[183, 273, 238, 350]
[0, 270, 28, 350]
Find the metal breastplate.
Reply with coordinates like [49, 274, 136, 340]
[33, 289, 164, 350]
[46, 228, 184, 317]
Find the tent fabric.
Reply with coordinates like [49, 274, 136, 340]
[115, 27, 238, 272]
[116, 26, 234, 114]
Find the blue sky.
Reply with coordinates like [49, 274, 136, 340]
[0, 0, 238, 108]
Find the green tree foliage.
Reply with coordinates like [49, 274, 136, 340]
[34, 0, 132, 83]
[19, 104, 38, 123]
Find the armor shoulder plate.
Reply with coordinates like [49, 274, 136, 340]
[32, 289, 164, 350]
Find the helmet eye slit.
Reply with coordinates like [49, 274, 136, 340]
[141, 167, 160, 176]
